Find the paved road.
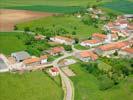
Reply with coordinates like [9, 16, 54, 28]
[53, 53, 74, 100]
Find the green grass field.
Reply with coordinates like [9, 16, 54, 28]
[102, 0, 133, 14]
[0, 0, 108, 8]
[6, 5, 84, 13]
[70, 63, 133, 100]
[0, 71, 63, 100]
[0, 32, 26, 55]
[0, 0, 132, 13]
[17, 15, 102, 39]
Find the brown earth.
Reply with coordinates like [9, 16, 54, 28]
[0, 9, 55, 32]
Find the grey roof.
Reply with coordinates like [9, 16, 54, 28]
[12, 51, 31, 61]
[0, 59, 8, 70]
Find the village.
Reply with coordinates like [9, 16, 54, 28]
[0, 13, 133, 74]
[0, 3, 133, 100]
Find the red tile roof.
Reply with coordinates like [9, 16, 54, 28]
[82, 39, 102, 44]
[23, 58, 40, 64]
[79, 51, 98, 60]
[55, 36, 73, 42]
[51, 47, 64, 54]
[111, 33, 118, 38]
[40, 55, 48, 59]
[111, 28, 120, 33]
[35, 34, 45, 40]
[51, 67, 59, 72]
[92, 33, 106, 40]
[122, 48, 133, 54]
[98, 41, 129, 51]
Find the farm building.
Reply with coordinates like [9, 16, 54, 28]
[119, 48, 133, 58]
[49, 46, 64, 56]
[50, 36, 75, 45]
[34, 34, 45, 40]
[11, 51, 31, 62]
[92, 33, 118, 42]
[75, 51, 98, 62]
[95, 41, 130, 57]
[23, 57, 40, 66]
[40, 55, 48, 64]
[0, 57, 8, 72]
[49, 67, 59, 76]
[80, 39, 103, 47]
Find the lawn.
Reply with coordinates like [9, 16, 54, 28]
[0, 71, 63, 100]
[74, 44, 89, 50]
[17, 15, 102, 39]
[0, 32, 26, 55]
[69, 63, 133, 100]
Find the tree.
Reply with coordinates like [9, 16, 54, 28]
[26, 47, 40, 57]
[72, 31, 76, 35]
[14, 25, 18, 30]
[92, 5, 97, 9]
[114, 50, 118, 56]
[24, 27, 30, 32]
[74, 38, 79, 44]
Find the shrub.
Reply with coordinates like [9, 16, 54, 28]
[24, 27, 30, 32]
[63, 45, 72, 51]
[14, 25, 18, 30]
[74, 38, 79, 44]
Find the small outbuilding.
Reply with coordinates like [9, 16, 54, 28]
[49, 67, 59, 76]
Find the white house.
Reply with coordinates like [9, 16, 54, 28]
[80, 39, 103, 47]
[40, 55, 48, 64]
[75, 51, 98, 62]
[95, 41, 130, 56]
[49, 46, 65, 56]
[50, 36, 75, 45]
[119, 48, 133, 58]
[92, 33, 118, 43]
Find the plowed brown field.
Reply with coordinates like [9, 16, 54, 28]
[0, 9, 54, 31]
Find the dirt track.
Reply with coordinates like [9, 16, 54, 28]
[0, 9, 54, 32]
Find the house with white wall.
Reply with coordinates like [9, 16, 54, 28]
[75, 51, 98, 62]
[50, 36, 75, 45]
[80, 39, 103, 47]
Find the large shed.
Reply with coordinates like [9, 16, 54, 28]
[11, 51, 31, 62]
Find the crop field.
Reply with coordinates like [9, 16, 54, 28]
[5, 5, 84, 14]
[102, 0, 133, 14]
[0, 71, 63, 100]
[17, 15, 102, 39]
[69, 63, 133, 100]
[0, 9, 53, 31]
[0, 32, 26, 55]
[0, 0, 108, 8]
[0, 0, 110, 14]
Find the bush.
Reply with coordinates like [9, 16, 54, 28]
[26, 47, 40, 56]
[14, 25, 18, 30]
[63, 45, 72, 51]
[24, 27, 30, 32]
[72, 31, 76, 35]
[74, 38, 79, 44]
